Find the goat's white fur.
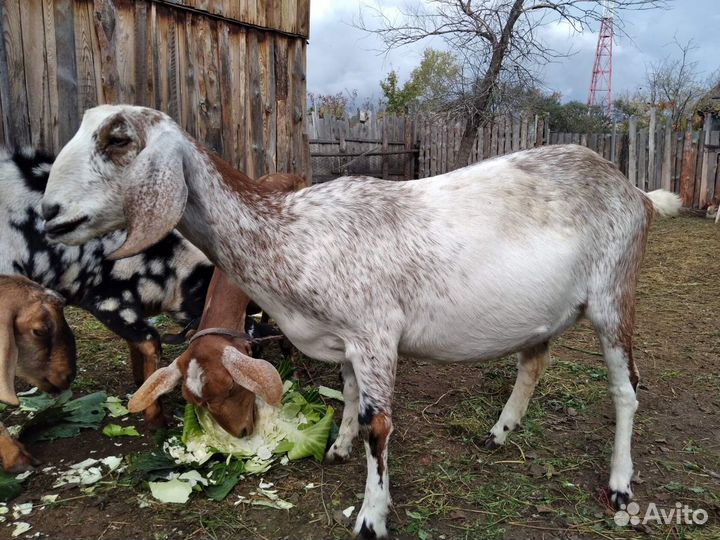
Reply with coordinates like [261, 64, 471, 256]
[43, 105, 680, 537]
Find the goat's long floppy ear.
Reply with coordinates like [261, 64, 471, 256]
[109, 139, 188, 260]
[0, 311, 19, 406]
[221, 346, 283, 406]
[127, 359, 182, 413]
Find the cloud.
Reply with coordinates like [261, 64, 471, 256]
[307, 0, 719, 105]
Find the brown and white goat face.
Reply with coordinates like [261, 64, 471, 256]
[0, 279, 76, 405]
[128, 337, 283, 438]
[43, 105, 187, 260]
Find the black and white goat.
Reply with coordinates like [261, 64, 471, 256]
[0, 147, 214, 426]
[42, 105, 681, 538]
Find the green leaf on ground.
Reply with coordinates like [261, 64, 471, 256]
[102, 424, 140, 438]
[0, 471, 23, 502]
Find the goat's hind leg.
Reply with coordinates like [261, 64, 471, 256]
[485, 342, 549, 449]
[587, 291, 641, 509]
[594, 329, 639, 509]
[324, 362, 360, 463]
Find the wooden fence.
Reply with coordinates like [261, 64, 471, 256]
[415, 111, 719, 209]
[0, 0, 310, 179]
[308, 111, 416, 183]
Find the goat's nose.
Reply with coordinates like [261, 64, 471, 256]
[41, 202, 61, 221]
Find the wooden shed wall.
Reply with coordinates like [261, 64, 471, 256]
[0, 0, 309, 178]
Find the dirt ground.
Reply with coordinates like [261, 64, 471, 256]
[2, 215, 719, 540]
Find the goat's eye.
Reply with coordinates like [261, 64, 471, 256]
[31, 328, 48, 338]
[107, 136, 131, 148]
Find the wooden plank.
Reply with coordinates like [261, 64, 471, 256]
[647, 108, 656, 189]
[512, 115, 520, 151]
[382, 117, 389, 179]
[263, 31, 276, 173]
[217, 22, 235, 166]
[154, 5, 170, 112]
[274, 35, 288, 173]
[0, 2, 12, 145]
[679, 124, 695, 207]
[247, 29, 263, 177]
[698, 115, 712, 207]
[1, 0, 30, 146]
[52, 0, 78, 145]
[93, 0, 120, 103]
[134, 1, 148, 104]
[183, 11, 199, 137]
[150, 2, 161, 108]
[291, 37, 305, 176]
[19, 0, 48, 147]
[628, 117, 637, 187]
[692, 129, 704, 208]
[661, 117, 672, 191]
[169, 7, 180, 119]
[0, 72, 4, 145]
[42, 0, 60, 150]
[638, 128, 647, 191]
[112, 0, 134, 103]
[86, 0, 104, 103]
[404, 116, 414, 179]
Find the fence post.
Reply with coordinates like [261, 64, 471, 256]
[628, 116, 637, 186]
[404, 116, 414, 180]
[679, 120, 694, 207]
[648, 108, 656, 189]
[698, 114, 712, 207]
[382, 116, 389, 179]
[610, 120, 617, 164]
[661, 114, 672, 191]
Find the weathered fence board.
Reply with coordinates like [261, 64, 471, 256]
[309, 108, 717, 208]
[0, 0, 309, 180]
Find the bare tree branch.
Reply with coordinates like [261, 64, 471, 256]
[357, 0, 670, 166]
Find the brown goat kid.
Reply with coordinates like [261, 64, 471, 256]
[128, 173, 306, 436]
[0, 275, 76, 471]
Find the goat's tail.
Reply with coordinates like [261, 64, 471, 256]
[644, 189, 681, 218]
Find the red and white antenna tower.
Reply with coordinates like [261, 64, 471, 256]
[587, 2, 614, 116]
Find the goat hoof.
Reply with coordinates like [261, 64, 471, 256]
[483, 434, 502, 450]
[356, 520, 381, 540]
[609, 488, 632, 510]
[324, 448, 350, 465]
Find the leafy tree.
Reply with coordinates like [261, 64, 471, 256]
[380, 70, 418, 114]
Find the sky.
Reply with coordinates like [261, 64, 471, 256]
[307, 0, 719, 107]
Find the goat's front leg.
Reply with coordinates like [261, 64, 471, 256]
[486, 342, 549, 448]
[87, 300, 166, 429]
[127, 337, 165, 429]
[347, 344, 397, 540]
[0, 423, 38, 473]
[325, 362, 359, 463]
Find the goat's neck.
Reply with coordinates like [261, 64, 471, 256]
[176, 143, 289, 293]
[197, 271, 250, 331]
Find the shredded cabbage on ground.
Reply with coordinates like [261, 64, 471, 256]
[131, 380, 336, 503]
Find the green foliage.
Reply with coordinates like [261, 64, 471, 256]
[0, 470, 23, 502]
[407, 49, 461, 112]
[547, 100, 610, 133]
[19, 390, 107, 442]
[102, 424, 141, 437]
[204, 460, 246, 502]
[380, 70, 418, 114]
[381, 48, 461, 114]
